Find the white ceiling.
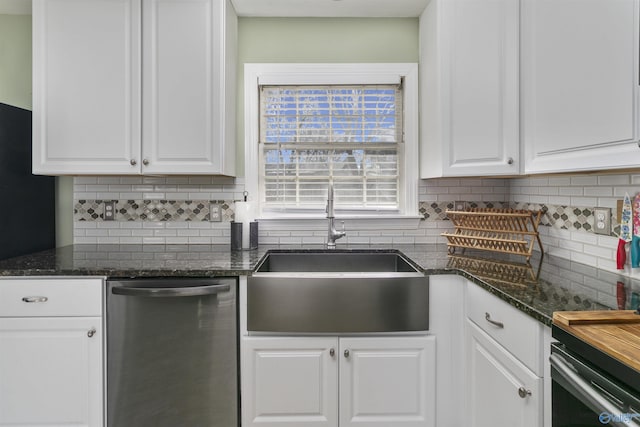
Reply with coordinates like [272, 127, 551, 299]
[231, 0, 429, 17]
[0, 0, 31, 15]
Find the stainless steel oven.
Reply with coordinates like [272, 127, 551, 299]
[551, 326, 640, 427]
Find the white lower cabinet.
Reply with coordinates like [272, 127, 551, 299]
[242, 337, 337, 427]
[339, 337, 435, 427]
[241, 335, 436, 427]
[466, 320, 542, 427]
[464, 279, 545, 427]
[0, 278, 104, 427]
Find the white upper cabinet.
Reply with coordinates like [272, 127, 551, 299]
[420, 0, 520, 178]
[32, 0, 142, 175]
[32, 0, 237, 176]
[522, 0, 639, 174]
[142, 0, 236, 175]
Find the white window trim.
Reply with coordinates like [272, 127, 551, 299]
[244, 63, 419, 219]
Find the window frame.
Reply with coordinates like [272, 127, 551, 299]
[244, 63, 419, 219]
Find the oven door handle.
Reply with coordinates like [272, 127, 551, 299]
[550, 353, 634, 427]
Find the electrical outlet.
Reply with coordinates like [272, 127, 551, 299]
[209, 203, 222, 222]
[454, 201, 468, 211]
[593, 207, 611, 236]
[103, 201, 116, 221]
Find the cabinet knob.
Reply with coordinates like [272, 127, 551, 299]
[344, 349, 350, 358]
[21, 296, 48, 303]
[485, 312, 504, 329]
[518, 387, 532, 398]
[87, 327, 97, 338]
[130, 159, 137, 166]
[142, 159, 149, 166]
[507, 157, 514, 165]
[329, 348, 335, 357]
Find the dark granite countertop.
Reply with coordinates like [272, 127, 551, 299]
[0, 243, 636, 326]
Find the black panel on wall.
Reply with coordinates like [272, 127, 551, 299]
[0, 103, 55, 260]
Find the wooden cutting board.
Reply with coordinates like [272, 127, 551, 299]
[553, 310, 640, 372]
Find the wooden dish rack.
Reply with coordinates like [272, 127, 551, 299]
[442, 208, 544, 261]
[446, 254, 541, 288]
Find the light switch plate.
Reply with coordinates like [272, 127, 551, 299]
[593, 207, 611, 236]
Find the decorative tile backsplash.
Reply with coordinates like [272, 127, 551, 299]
[75, 199, 235, 222]
[418, 201, 509, 220]
[76, 197, 600, 235]
[71, 172, 640, 276]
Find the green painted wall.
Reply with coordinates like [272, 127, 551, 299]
[0, 15, 32, 110]
[236, 17, 419, 175]
[55, 176, 73, 247]
[3, 16, 419, 245]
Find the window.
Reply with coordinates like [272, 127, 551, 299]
[244, 64, 418, 218]
[261, 84, 402, 211]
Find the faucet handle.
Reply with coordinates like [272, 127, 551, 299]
[341, 221, 345, 232]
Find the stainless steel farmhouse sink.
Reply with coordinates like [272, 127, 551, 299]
[247, 250, 429, 333]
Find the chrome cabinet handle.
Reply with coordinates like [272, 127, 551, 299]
[485, 312, 504, 329]
[130, 159, 137, 166]
[329, 348, 335, 357]
[87, 328, 96, 338]
[142, 159, 149, 166]
[344, 349, 350, 358]
[518, 387, 532, 398]
[22, 296, 48, 303]
[507, 157, 514, 165]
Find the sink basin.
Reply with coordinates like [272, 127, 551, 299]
[247, 250, 429, 333]
[254, 251, 419, 273]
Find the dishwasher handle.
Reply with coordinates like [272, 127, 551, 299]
[111, 282, 230, 297]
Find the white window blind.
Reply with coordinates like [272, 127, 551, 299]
[259, 84, 403, 212]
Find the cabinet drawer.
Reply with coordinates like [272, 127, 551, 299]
[466, 281, 542, 375]
[0, 278, 103, 317]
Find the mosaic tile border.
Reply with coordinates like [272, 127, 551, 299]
[76, 199, 611, 236]
[513, 203, 596, 233]
[418, 201, 510, 220]
[419, 201, 610, 236]
[75, 200, 236, 222]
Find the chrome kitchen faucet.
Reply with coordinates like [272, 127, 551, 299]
[326, 183, 346, 248]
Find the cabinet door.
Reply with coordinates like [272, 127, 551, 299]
[0, 317, 103, 427]
[420, 0, 519, 178]
[466, 320, 541, 427]
[241, 336, 338, 427]
[339, 336, 435, 427]
[522, 0, 639, 174]
[142, 0, 236, 175]
[32, 0, 141, 175]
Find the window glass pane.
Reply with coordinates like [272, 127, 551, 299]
[260, 84, 402, 211]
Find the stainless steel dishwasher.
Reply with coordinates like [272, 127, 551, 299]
[106, 278, 237, 427]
